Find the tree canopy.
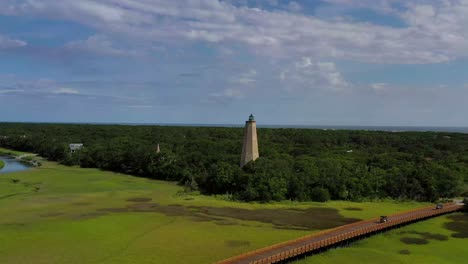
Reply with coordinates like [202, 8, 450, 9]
[1, 123, 467, 202]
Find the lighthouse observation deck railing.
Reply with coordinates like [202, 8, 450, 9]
[215, 202, 464, 264]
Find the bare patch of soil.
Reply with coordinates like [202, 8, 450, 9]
[193, 207, 360, 230]
[40, 212, 64, 218]
[399, 249, 411, 255]
[98, 207, 131, 213]
[343, 207, 363, 211]
[93, 204, 359, 230]
[444, 214, 468, 238]
[127, 203, 161, 211]
[400, 237, 429, 245]
[126, 197, 152, 203]
[399, 231, 448, 241]
[72, 202, 92, 206]
[214, 219, 238, 226]
[72, 212, 107, 220]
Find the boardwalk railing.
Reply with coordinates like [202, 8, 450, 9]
[215, 203, 463, 264]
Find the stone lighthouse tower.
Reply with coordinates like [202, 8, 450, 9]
[240, 114, 259, 167]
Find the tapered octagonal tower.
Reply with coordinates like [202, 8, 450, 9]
[240, 114, 259, 167]
[156, 143, 161, 153]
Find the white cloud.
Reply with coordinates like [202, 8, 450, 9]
[231, 69, 257, 85]
[2, 1, 468, 63]
[0, 34, 27, 49]
[0, 88, 24, 94]
[0, 76, 156, 107]
[127, 104, 153, 109]
[221, 88, 242, 97]
[321, 0, 444, 14]
[0, 78, 81, 96]
[371, 83, 388, 91]
[217, 46, 234, 56]
[287, 1, 302, 12]
[207, 88, 243, 104]
[51, 87, 80, 95]
[280, 57, 348, 91]
[206, 69, 257, 104]
[64, 35, 139, 56]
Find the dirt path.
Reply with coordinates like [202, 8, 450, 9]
[16, 154, 38, 160]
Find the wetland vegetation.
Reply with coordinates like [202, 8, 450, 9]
[0, 155, 442, 264]
[0, 154, 465, 264]
[1, 123, 467, 203]
[295, 213, 468, 264]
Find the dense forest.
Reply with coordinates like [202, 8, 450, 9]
[1, 123, 467, 202]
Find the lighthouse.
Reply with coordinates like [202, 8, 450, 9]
[240, 114, 259, 167]
[156, 143, 161, 153]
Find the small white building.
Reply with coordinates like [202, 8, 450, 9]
[69, 143, 84, 154]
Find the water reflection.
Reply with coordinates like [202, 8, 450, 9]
[0, 156, 31, 174]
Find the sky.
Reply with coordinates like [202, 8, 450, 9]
[1, 0, 468, 126]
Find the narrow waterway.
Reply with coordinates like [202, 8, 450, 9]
[0, 156, 31, 174]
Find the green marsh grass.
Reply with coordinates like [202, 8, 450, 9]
[0, 152, 460, 264]
[295, 213, 467, 264]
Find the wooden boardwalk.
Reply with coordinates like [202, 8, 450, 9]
[215, 202, 464, 264]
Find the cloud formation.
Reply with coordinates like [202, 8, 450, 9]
[370, 83, 388, 92]
[280, 58, 348, 91]
[0, 77, 79, 97]
[0, 34, 27, 49]
[1, 1, 468, 125]
[231, 70, 257, 85]
[64, 35, 138, 57]
[2, 0, 468, 63]
[51, 87, 80, 95]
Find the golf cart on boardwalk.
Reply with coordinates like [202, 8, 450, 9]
[379, 216, 388, 223]
[435, 204, 444, 209]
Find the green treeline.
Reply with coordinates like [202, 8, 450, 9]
[0, 123, 467, 202]
[0, 159, 4, 169]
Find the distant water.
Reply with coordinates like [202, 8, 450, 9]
[120, 123, 468, 134]
[3, 122, 468, 134]
[0, 156, 31, 174]
[259, 125, 468, 134]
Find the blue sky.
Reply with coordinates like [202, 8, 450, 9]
[1, 0, 468, 126]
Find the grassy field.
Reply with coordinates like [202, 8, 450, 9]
[0, 151, 465, 263]
[0, 147, 29, 156]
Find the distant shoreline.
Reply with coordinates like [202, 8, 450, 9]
[1, 121, 468, 133]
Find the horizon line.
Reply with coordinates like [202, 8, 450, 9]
[1, 121, 468, 130]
